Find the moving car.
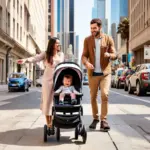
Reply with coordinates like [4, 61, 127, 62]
[8, 72, 29, 92]
[128, 63, 150, 96]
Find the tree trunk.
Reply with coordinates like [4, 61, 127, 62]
[126, 39, 129, 67]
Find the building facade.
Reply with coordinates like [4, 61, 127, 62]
[57, 0, 75, 56]
[48, 0, 55, 40]
[0, 0, 47, 84]
[129, 0, 150, 64]
[92, 0, 111, 34]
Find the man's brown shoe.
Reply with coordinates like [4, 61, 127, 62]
[100, 120, 110, 132]
[89, 119, 99, 129]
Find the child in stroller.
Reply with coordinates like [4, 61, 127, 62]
[43, 62, 87, 144]
[54, 74, 82, 105]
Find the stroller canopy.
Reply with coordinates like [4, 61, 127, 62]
[53, 62, 82, 91]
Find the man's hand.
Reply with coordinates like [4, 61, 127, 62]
[104, 52, 110, 58]
[85, 62, 94, 69]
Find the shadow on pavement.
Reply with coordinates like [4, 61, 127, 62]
[0, 114, 150, 147]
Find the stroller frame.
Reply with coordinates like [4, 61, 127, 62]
[43, 62, 87, 143]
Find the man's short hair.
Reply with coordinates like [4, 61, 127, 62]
[90, 18, 102, 27]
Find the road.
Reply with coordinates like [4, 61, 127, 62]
[0, 86, 150, 150]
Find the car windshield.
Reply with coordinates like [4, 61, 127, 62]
[118, 70, 123, 76]
[147, 65, 150, 69]
[84, 76, 88, 81]
[10, 73, 23, 78]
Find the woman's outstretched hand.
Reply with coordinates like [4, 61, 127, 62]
[17, 58, 28, 64]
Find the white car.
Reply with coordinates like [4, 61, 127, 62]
[36, 76, 42, 87]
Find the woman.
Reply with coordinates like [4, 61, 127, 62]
[18, 37, 64, 128]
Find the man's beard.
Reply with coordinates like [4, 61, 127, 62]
[92, 30, 100, 37]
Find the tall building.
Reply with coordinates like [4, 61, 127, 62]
[129, 0, 150, 64]
[0, 0, 47, 84]
[48, 0, 55, 40]
[92, 0, 111, 34]
[111, 23, 117, 50]
[74, 35, 79, 63]
[111, 0, 128, 61]
[120, 0, 128, 17]
[57, 0, 75, 55]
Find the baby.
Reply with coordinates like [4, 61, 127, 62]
[54, 74, 82, 105]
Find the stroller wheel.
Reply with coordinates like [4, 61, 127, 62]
[82, 125, 87, 144]
[75, 126, 79, 140]
[44, 125, 47, 142]
[56, 128, 60, 141]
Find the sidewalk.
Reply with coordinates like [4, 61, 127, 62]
[0, 103, 150, 150]
[0, 84, 7, 92]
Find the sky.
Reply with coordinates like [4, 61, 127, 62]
[74, 0, 94, 62]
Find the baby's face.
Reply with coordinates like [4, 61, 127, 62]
[63, 77, 72, 87]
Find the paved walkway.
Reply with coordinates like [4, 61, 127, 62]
[0, 103, 150, 150]
[0, 85, 7, 92]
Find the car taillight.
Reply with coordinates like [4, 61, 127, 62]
[120, 76, 126, 81]
[141, 72, 149, 80]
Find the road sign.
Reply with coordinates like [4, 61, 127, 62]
[144, 45, 150, 59]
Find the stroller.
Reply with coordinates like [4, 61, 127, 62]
[43, 62, 87, 143]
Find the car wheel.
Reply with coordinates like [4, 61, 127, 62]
[136, 82, 144, 96]
[124, 83, 128, 91]
[26, 85, 29, 92]
[128, 82, 133, 94]
[116, 81, 119, 89]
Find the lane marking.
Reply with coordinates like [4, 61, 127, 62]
[110, 90, 150, 104]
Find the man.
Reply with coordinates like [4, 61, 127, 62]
[81, 18, 117, 131]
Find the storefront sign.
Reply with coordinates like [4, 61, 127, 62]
[144, 45, 150, 59]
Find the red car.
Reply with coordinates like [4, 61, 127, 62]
[117, 68, 134, 89]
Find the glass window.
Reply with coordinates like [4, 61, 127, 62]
[10, 73, 24, 78]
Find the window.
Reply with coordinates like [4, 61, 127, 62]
[20, 26, 22, 41]
[7, 12, 10, 35]
[48, 15, 51, 32]
[17, 0, 19, 14]
[17, 23, 19, 39]
[48, 5, 51, 12]
[0, 6, 2, 28]
[13, 0, 15, 8]
[26, 35, 28, 49]
[13, 18, 15, 38]
[20, 6, 22, 18]
[48, 35, 51, 40]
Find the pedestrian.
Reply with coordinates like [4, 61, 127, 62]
[81, 18, 117, 131]
[17, 37, 64, 129]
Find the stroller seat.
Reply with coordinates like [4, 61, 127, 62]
[43, 62, 87, 144]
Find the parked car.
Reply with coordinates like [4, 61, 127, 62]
[128, 63, 150, 96]
[111, 71, 115, 88]
[36, 76, 42, 87]
[27, 79, 32, 87]
[124, 68, 135, 91]
[8, 72, 29, 92]
[111, 68, 124, 88]
[83, 75, 89, 85]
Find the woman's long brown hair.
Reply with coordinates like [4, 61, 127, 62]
[46, 37, 59, 65]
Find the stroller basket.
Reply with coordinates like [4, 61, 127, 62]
[53, 105, 82, 113]
[53, 114, 80, 128]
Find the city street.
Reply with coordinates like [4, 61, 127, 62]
[0, 86, 150, 150]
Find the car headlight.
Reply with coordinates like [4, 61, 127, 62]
[19, 81, 24, 84]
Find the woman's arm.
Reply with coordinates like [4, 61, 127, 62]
[27, 51, 45, 63]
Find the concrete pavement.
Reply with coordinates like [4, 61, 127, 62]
[0, 87, 150, 150]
